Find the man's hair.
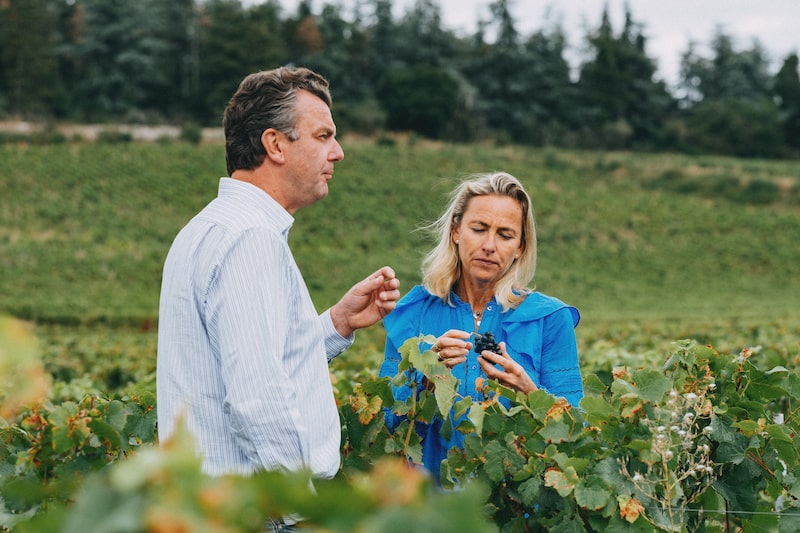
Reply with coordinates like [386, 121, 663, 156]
[420, 172, 537, 310]
[223, 66, 332, 175]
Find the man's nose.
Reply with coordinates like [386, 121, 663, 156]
[331, 139, 344, 162]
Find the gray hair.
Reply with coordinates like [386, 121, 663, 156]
[223, 66, 332, 175]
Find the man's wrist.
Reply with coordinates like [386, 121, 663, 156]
[329, 305, 353, 338]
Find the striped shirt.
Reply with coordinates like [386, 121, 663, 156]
[157, 178, 352, 478]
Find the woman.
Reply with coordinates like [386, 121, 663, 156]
[379, 171, 583, 482]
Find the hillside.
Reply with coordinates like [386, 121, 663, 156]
[1, 139, 798, 355]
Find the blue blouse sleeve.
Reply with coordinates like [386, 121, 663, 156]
[539, 307, 584, 407]
[503, 293, 584, 407]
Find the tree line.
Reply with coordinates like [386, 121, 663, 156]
[1, 0, 799, 158]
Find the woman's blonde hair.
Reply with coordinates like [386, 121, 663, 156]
[420, 171, 537, 310]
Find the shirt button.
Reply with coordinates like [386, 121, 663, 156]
[471, 365, 477, 370]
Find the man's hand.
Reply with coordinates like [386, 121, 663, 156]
[330, 266, 400, 337]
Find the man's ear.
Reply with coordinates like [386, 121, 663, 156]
[262, 129, 286, 164]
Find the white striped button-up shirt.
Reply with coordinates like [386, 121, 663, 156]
[157, 178, 352, 478]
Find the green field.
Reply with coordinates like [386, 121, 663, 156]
[1, 139, 799, 392]
[2, 139, 800, 532]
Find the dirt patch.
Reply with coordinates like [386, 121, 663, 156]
[0, 120, 224, 143]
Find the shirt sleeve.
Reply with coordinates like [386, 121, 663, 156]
[538, 306, 584, 407]
[320, 308, 354, 362]
[204, 228, 307, 473]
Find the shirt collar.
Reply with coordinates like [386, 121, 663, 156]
[218, 177, 294, 238]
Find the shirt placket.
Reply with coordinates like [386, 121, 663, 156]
[464, 302, 496, 400]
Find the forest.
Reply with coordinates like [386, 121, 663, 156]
[1, 0, 799, 158]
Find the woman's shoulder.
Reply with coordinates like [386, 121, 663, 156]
[507, 291, 580, 327]
[398, 284, 433, 305]
[383, 285, 438, 332]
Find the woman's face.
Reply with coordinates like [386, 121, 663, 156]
[452, 194, 524, 288]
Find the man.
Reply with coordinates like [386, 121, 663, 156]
[156, 67, 400, 481]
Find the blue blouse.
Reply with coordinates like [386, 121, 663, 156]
[379, 284, 584, 481]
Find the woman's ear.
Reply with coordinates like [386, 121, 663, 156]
[261, 129, 285, 164]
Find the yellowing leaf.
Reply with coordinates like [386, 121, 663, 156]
[545, 397, 571, 422]
[618, 494, 645, 524]
[544, 466, 578, 497]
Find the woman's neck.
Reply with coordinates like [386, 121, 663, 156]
[455, 280, 494, 316]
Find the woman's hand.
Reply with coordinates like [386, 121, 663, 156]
[477, 342, 538, 394]
[431, 329, 472, 369]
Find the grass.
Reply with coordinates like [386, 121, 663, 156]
[1, 138, 799, 386]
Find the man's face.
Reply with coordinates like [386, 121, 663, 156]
[281, 90, 344, 212]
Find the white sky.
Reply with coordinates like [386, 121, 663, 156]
[269, 0, 800, 88]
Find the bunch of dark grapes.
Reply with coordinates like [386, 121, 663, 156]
[474, 332, 500, 355]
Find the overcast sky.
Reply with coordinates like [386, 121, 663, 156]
[269, 0, 800, 88]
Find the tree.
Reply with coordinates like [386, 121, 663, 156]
[575, 5, 673, 148]
[193, 0, 289, 124]
[678, 28, 773, 107]
[394, 0, 456, 67]
[0, 0, 58, 117]
[378, 65, 459, 139]
[773, 52, 800, 149]
[677, 28, 783, 156]
[461, 0, 534, 142]
[683, 98, 784, 158]
[519, 18, 577, 145]
[50, 0, 197, 122]
[365, 0, 401, 85]
[138, 0, 197, 120]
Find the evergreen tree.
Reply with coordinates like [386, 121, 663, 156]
[519, 19, 577, 145]
[59, 0, 136, 120]
[378, 64, 459, 138]
[461, 0, 532, 142]
[773, 52, 800, 148]
[51, 0, 197, 121]
[193, 0, 289, 124]
[0, 0, 58, 117]
[394, 0, 455, 67]
[138, 0, 197, 120]
[678, 28, 782, 157]
[575, 6, 672, 148]
[679, 28, 773, 106]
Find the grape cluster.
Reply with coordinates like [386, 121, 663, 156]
[474, 332, 500, 355]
